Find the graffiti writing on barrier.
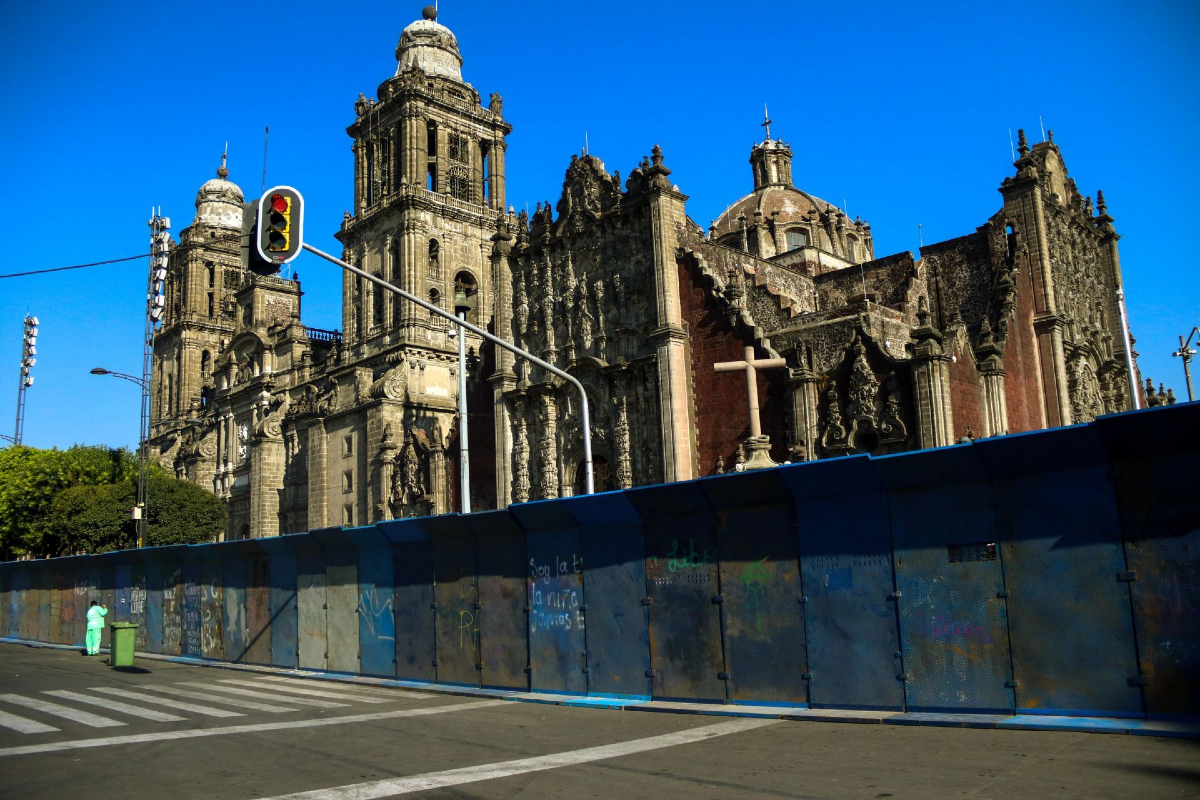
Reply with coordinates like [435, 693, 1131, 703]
[359, 587, 395, 641]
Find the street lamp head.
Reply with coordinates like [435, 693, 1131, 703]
[90, 368, 110, 375]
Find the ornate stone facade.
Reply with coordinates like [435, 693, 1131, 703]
[148, 8, 1144, 539]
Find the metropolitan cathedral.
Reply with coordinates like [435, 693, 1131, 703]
[148, 7, 1142, 539]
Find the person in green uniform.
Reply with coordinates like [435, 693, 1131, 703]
[85, 600, 107, 656]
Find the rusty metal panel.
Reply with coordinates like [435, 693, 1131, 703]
[222, 557, 248, 662]
[321, 544, 360, 674]
[161, 556, 184, 656]
[703, 470, 808, 705]
[98, 561, 117, 649]
[244, 555, 272, 665]
[260, 537, 298, 669]
[512, 501, 586, 695]
[198, 555, 224, 661]
[296, 547, 328, 672]
[979, 428, 1143, 717]
[71, 565, 89, 647]
[13, 569, 32, 640]
[879, 447, 1015, 714]
[381, 520, 435, 683]
[782, 457, 905, 711]
[467, 511, 529, 691]
[114, 561, 132, 624]
[180, 556, 202, 658]
[425, 516, 480, 687]
[630, 482, 726, 703]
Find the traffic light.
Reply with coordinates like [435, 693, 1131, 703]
[249, 186, 304, 273]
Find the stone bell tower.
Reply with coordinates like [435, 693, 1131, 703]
[332, 5, 513, 517]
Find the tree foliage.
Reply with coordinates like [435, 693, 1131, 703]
[0, 446, 223, 558]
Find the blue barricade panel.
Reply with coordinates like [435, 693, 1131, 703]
[291, 534, 329, 672]
[128, 557, 148, 650]
[197, 551, 225, 661]
[629, 482, 726, 702]
[346, 526, 396, 678]
[49, 564, 66, 644]
[221, 557, 248, 662]
[979, 428, 1143, 717]
[879, 446, 1015, 714]
[245, 553, 272, 666]
[569, 491, 650, 698]
[0, 566, 10, 638]
[784, 457, 904, 711]
[512, 500, 586, 695]
[259, 537, 299, 669]
[114, 561, 132, 625]
[383, 519, 435, 683]
[180, 555, 202, 658]
[422, 515, 480, 687]
[313, 529, 359, 675]
[466, 510, 528, 691]
[703, 470, 809, 705]
[34, 564, 50, 644]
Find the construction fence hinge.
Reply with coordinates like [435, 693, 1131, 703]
[996, 590, 1010, 598]
[579, 604, 588, 612]
[432, 659, 440, 667]
[645, 670, 656, 678]
[523, 666, 532, 673]
[711, 594, 724, 604]
[801, 673, 813, 681]
[641, 598, 652, 606]
[887, 591, 902, 600]
[1117, 571, 1137, 582]
[475, 662, 484, 670]
[717, 672, 730, 680]
[1128, 675, 1151, 687]
[474, 602, 483, 610]
[897, 673, 910, 682]
[1004, 680, 1019, 688]
[430, 602, 437, 610]
[797, 596, 808, 604]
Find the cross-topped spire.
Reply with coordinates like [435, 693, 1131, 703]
[217, 143, 229, 179]
[762, 103, 772, 141]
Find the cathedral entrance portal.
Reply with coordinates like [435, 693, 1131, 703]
[575, 456, 611, 496]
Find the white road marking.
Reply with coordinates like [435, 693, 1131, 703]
[221, 678, 394, 703]
[42, 691, 185, 723]
[0, 699, 504, 758]
[255, 675, 430, 700]
[255, 717, 779, 800]
[0, 709, 59, 734]
[179, 682, 348, 708]
[136, 685, 299, 714]
[0, 694, 125, 728]
[88, 687, 243, 718]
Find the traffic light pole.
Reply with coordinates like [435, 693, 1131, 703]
[301, 242, 595, 498]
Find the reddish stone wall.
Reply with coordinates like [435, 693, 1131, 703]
[678, 259, 788, 476]
[947, 351, 984, 441]
[1003, 262, 1045, 433]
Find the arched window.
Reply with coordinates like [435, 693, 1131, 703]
[481, 143, 491, 207]
[201, 350, 211, 377]
[449, 166, 470, 202]
[428, 239, 441, 279]
[785, 230, 808, 251]
[429, 288, 443, 327]
[1005, 223, 1018, 260]
[453, 271, 479, 324]
[845, 236, 858, 261]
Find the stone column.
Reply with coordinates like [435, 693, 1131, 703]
[429, 427, 447, 516]
[786, 368, 821, 462]
[304, 420, 328, 529]
[250, 436, 284, 537]
[978, 342, 1008, 438]
[644, 147, 696, 483]
[909, 307, 954, 449]
[489, 221, 517, 507]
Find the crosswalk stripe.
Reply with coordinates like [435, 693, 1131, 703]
[42, 691, 185, 723]
[136, 685, 299, 714]
[262, 676, 429, 700]
[178, 683, 348, 709]
[0, 694, 125, 728]
[0, 709, 59, 735]
[88, 688, 243, 718]
[220, 678, 394, 704]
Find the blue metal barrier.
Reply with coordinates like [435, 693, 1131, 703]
[258, 537, 298, 669]
[345, 525, 396, 678]
[380, 519, 435, 682]
[466, 510, 529, 691]
[421, 515, 479, 687]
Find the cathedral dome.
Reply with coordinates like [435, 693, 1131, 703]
[712, 184, 840, 237]
[194, 160, 244, 229]
[395, 7, 464, 82]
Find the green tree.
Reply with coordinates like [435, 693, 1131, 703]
[0, 445, 135, 558]
[33, 465, 224, 555]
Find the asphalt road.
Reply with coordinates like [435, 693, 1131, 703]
[0, 644, 1197, 799]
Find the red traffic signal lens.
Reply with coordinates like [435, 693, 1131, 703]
[271, 194, 289, 214]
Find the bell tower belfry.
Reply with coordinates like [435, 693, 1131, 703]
[336, 5, 511, 354]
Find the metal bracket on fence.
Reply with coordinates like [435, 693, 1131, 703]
[1128, 675, 1151, 686]
[430, 602, 437, 609]
[473, 602, 483, 610]
[475, 662, 484, 670]
[1117, 571, 1137, 582]
[524, 665, 532, 673]
[887, 591, 901, 600]
[645, 670, 656, 678]
[717, 672, 730, 680]
[579, 605, 588, 612]
[996, 590, 1010, 598]
[432, 659, 440, 667]
[641, 598, 652, 606]
[897, 673, 910, 681]
[711, 594, 724, 604]
[797, 596, 808, 604]
[1004, 680, 1019, 688]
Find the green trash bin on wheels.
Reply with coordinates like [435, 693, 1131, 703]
[109, 622, 139, 667]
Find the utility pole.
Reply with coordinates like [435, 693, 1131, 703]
[13, 315, 38, 445]
[1173, 327, 1198, 402]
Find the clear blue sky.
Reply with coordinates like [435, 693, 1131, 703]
[2, 0, 1197, 450]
